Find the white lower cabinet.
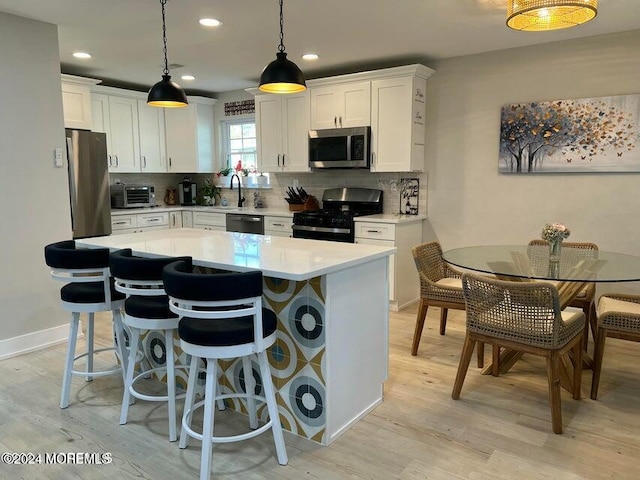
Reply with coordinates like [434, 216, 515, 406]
[264, 215, 293, 237]
[182, 211, 193, 228]
[355, 219, 422, 311]
[111, 212, 169, 234]
[192, 212, 226, 231]
[169, 211, 183, 228]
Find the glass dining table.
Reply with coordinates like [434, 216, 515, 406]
[442, 244, 640, 378]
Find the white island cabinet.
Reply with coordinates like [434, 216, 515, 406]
[77, 228, 394, 446]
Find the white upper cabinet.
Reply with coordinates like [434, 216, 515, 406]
[370, 73, 428, 172]
[310, 81, 370, 129]
[91, 90, 140, 172]
[164, 97, 216, 173]
[137, 99, 166, 173]
[61, 74, 100, 130]
[255, 91, 310, 173]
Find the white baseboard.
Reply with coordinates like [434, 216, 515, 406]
[0, 323, 80, 361]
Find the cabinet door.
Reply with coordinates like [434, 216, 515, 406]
[310, 81, 370, 130]
[108, 96, 140, 172]
[182, 210, 193, 228]
[137, 99, 166, 173]
[282, 93, 310, 172]
[91, 94, 114, 167]
[61, 83, 92, 130]
[355, 237, 396, 302]
[310, 86, 340, 129]
[371, 76, 424, 172]
[255, 95, 283, 172]
[165, 106, 197, 173]
[341, 81, 371, 127]
[170, 211, 183, 228]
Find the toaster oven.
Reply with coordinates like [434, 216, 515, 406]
[110, 184, 156, 209]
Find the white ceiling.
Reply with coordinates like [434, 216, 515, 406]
[0, 0, 638, 95]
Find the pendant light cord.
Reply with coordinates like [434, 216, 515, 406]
[278, 0, 285, 53]
[160, 0, 170, 75]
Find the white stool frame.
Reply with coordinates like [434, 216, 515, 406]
[50, 266, 127, 409]
[169, 293, 287, 480]
[114, 277, 193, 442]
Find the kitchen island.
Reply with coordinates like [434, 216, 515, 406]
[77, 228, 395, 445]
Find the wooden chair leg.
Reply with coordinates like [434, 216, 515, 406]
[492, 344, 500, 377]
[452, 333, 476, 400]
[572, 336, 583, 400]
[590, 328, 607, 400]
[439, 308, 448, 335]
[546, 351, 563, 434]
[411, 299, 428, 356]
[476, 342, 484, 368]
[582, 305, 591, 350]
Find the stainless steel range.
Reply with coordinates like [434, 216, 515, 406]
[292, 187, 383, 243]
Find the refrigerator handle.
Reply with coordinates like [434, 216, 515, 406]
[66, 137, 77, 230]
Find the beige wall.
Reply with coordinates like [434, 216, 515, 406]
[0, 13, 71, 344]
[425, 30, 640, 256]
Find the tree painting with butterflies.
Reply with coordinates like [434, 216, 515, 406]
[499, 94, 639, 173]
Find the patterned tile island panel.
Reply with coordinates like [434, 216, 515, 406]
[138, 275, 328, 444]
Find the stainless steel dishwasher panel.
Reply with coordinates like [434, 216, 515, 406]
[225, 213, 264, 234]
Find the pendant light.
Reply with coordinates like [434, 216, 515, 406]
[507, 0, 598, 32]
[147, 0, 188, 107]
[259, 0, 306, 94]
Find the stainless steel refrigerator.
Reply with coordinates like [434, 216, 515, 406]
[65, 129, 112, 238]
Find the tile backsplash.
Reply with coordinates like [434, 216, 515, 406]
[110, 171, 428, 215]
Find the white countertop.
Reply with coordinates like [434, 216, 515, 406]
[112, 207, 426, 224]
[355, 213, 427, 224]
[77, 228, 395, 281]
[111, 206, 294, 218]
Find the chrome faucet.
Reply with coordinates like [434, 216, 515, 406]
[229, 174, 245, 207]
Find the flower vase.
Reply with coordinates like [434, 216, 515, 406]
[549, 238, 563, 262]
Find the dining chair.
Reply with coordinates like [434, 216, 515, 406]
[590, 293, 640, 400]
[411, 242, 484, 367]
[528, 240, 599, 350]
[452, 273, 585, 434]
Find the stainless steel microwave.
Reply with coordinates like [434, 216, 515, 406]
[309, 126, 371, 169]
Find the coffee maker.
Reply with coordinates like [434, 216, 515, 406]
[178, 177, 197, 206]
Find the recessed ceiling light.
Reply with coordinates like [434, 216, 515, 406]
[72, 52, 92, 59]
[302, 53, 318, 61]
[181, 75, 196, 81]
[199, 18, 222, 27]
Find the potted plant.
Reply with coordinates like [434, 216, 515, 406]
[200, 178, 220, 206]
[214, 167, 233, 188]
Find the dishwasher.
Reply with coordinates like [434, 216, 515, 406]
[225, 213, 264, 234]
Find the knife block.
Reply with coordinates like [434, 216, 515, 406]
[288, 195, 320, 212]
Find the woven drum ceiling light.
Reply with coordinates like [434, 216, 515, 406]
[147, 0, 188, 107]
[507, 0, 598, 31]
[259, 0, 306, 94]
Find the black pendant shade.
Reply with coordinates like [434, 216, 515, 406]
[259, 52, 306, 94]
[148, 74, 188, 107]
[258, 0, 306, 94]
[147, 0, 188, 108]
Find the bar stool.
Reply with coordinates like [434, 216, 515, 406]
[163, 260, 287, 479]
[44, 240, 128, 409]
[109, 249, 192, 441]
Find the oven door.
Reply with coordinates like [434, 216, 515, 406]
[292, 225, 354, 243]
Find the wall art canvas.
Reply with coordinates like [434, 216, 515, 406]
[499, 93, 640, 173]
[400, 178, 419, 215]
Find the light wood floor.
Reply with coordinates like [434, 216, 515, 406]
[1, 305, 640, 479]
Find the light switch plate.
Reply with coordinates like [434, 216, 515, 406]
[54, 147, 64, 167]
